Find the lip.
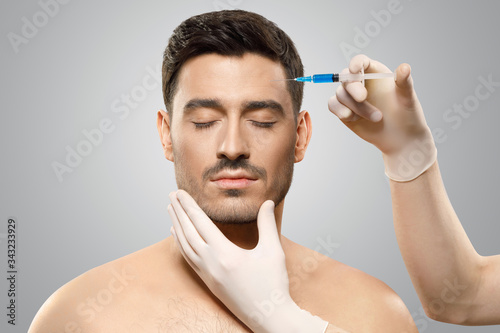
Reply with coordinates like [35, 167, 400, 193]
[211, 170, 257, 181]
[211, 170, 258, 189]
[212, 178, 257, 189]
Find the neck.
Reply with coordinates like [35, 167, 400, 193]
[213, 200, 284, 249]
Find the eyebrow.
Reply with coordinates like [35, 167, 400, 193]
[183, 98, 285, 117]
[184, 98, 223, 113]
[242, 100, 285, 117]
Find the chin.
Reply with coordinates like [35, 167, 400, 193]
[200, 196, 260, 224]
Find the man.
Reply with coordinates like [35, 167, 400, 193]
[29, 10, 417, 332]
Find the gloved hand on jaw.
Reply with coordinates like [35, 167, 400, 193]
[327, 54, 437, 182]
[167, 190, 332, 333]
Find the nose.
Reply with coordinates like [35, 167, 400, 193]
[216, 120, 250, 160]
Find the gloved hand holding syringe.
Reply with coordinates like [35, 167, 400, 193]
[278, 56, 435, 182]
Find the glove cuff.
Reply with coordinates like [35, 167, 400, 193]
[382, 132, 437, 182]
[294, 307, 329, 333]
[257, 300, 329, 333]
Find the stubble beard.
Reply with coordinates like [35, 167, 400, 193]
[173, 147, 295, 225]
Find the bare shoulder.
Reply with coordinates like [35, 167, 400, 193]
[283, 238, 417, 333]
[28, 240, 166, 332]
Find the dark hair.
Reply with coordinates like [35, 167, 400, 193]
[162, 10, 304, 116]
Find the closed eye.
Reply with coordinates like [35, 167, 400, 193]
[252, 121, 276, 128]
[193, 121, 216, 129]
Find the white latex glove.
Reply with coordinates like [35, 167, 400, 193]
[328, 55, 437, 182]
[167, 190, 329, 333]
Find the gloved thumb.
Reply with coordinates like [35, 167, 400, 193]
[395, 63, 416, 105]
[256, 200, 280, 248]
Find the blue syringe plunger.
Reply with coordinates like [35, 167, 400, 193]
[295, 74, 340, 83]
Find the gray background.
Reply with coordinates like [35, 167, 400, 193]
[1, 0, 499, 332]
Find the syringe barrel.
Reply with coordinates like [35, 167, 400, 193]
[312, 74, 339, 83]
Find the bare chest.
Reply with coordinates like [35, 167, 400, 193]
[98, 295, 252, 333]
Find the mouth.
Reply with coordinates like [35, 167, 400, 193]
[211, 170, 258, 189]
[211, 178, 257, 189]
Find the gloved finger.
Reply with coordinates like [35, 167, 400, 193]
[336, 85, 381, 122]
[256, 200, 281, 249]
[342, 68, 367, 103]
[169, 191, 208, 255]
[348, 54, 372, 74]
[328, 94, 359, 122]
[395, 63, 416, 107]
[168, 203, 201, 269]
[170, 226, 202, 275]
[346, 55, 392, 103]
[349, 54, 391, 75]
[176, 190, 234, 248]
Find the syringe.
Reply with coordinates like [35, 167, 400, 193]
[294, 72, 396, 83]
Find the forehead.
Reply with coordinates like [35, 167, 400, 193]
[172, 53, 292, 115]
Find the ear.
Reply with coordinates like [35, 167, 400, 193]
[294, 110, 312, 163]
[156, 110, 174, 162]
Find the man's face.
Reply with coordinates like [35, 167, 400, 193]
[165, 53, 300, 224]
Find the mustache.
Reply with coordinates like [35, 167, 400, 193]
[202, 158, 267, 182]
